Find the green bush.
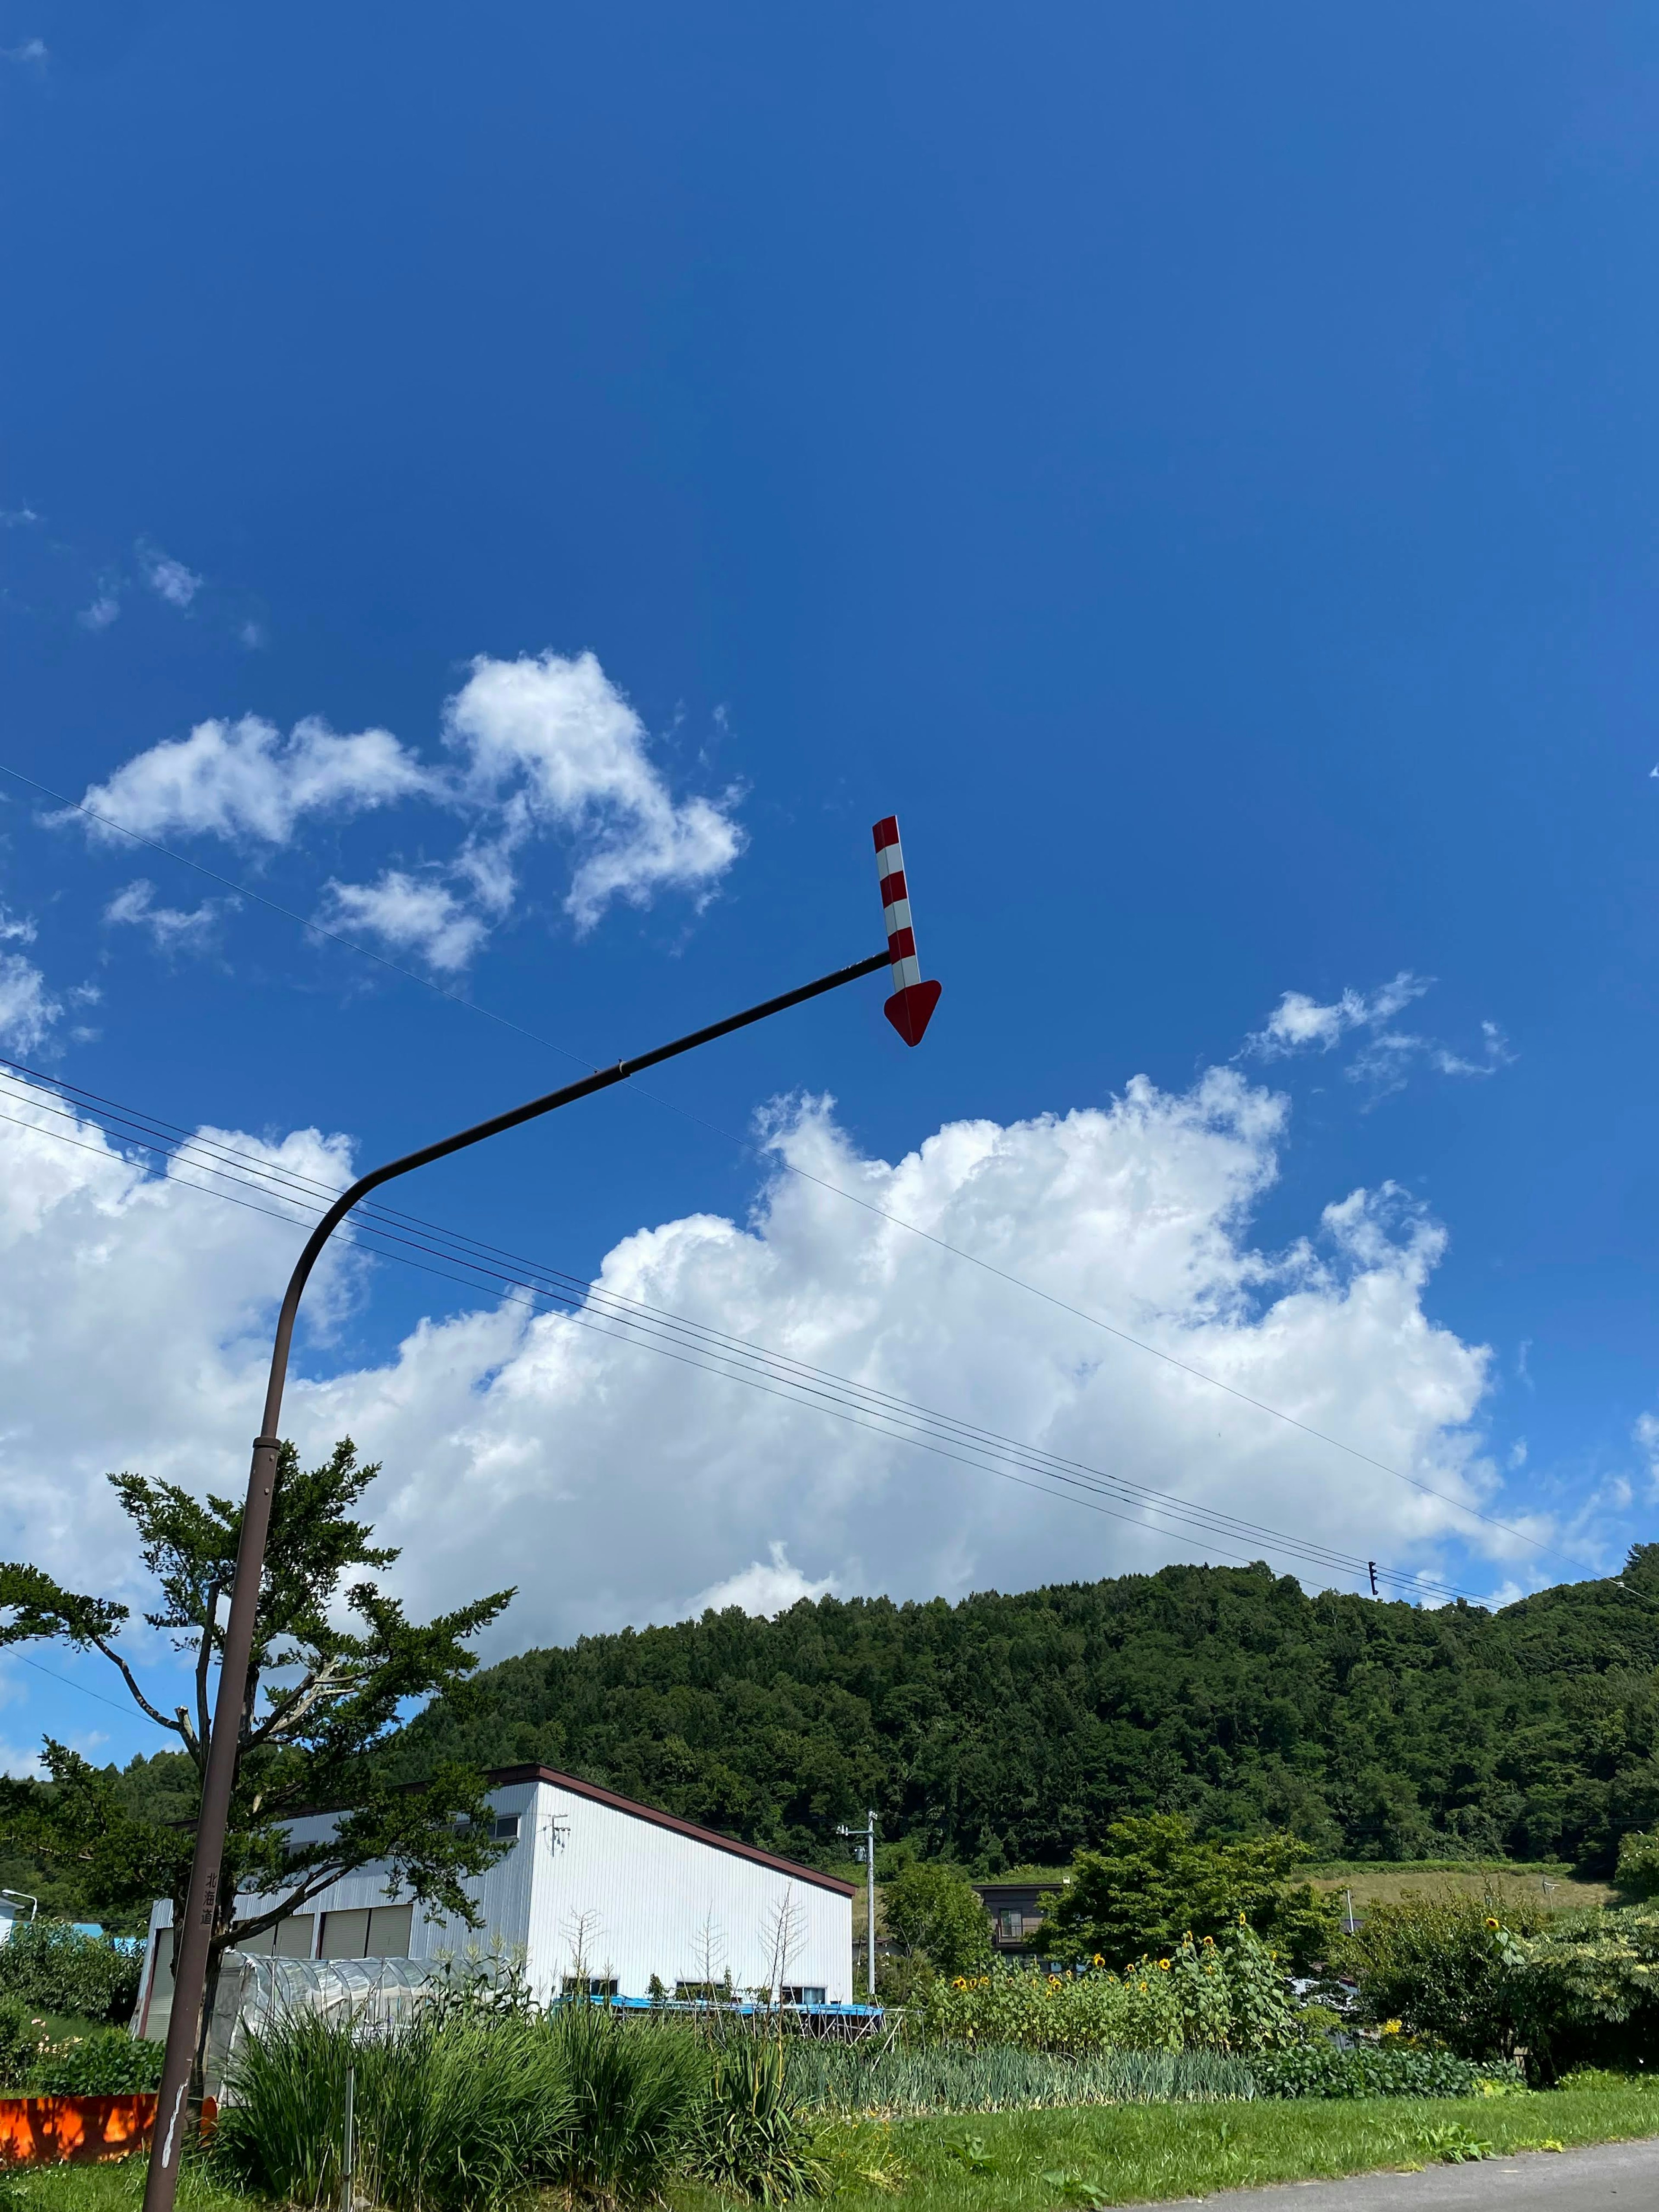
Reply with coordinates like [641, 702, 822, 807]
[689, 2037, 828, 2202]
[26, 2030, 164, 2095]
[882, 1864, 992, 1979]
[1048, 1815, 1340, 1972]
[1615, 1827, 1659, 1899]
[1252, 2042, 1522, 2100]
[1336, 1887, 1554, 2061]
[0, 1998, 38, 2089]
[0, 1924, 141, 2024]
[1501, 1902, 1659, 2077]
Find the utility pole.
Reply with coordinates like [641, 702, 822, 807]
[838, 1808, 879, 1999]
[143, 819, 944, 2212]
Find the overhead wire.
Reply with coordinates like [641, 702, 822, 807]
[0, 759, 1586, 1577]
[0, 1053, 1511, 1607]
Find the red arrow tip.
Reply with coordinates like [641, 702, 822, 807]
[884, 979, 942, 1047]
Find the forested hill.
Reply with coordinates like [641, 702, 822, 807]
[382, 1552, 1659, 1878]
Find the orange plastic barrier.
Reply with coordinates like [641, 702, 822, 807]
[0, 2093, 217, 2165]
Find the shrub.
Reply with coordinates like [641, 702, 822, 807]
[1501, 1902, 1659, 2077]
[0, 1924, 141, 2024]
[1048, 1815, 1339, 1971]
[689, 2037, 828, 2202]
[27, 2030, 164, 2095]
[882, 1864, 992, 1979]
[1252, 2042, 1522, 2100]
[1336, 1887, 1554, 2061]
[1615, 1827, 1659, 1899]
[0, 1999, 39, 2090]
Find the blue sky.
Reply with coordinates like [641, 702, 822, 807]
[3, 2, 1659, 1770]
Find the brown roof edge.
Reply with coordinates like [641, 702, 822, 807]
[486, 1764, 856, 1897]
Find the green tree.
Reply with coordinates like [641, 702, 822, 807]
[880, 1861, 992, 1978]
[1615, 1824, 1659, 1898]
[1048, 1813, 1338, 1969]
[0, 1438, 514, 2083]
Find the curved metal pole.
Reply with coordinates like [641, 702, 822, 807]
[144, 950, 888, 2209]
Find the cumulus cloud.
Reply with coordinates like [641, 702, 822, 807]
[137, 543, 202, 610]
[77, 592, 120, 633]
[0, 1060, 1555, 1678]
[1249, 978, 1511, 1102]
[322, 872, 488, 974]
[1250, 973, 1430, 1056]
[695, 1542, 836, 1618]
[70, 715, 435, 845]
[104, 880, 233, 954]
[444, 652, 744, 931]
[0, 952, 60, 1053]
[63, 654, 744, 969]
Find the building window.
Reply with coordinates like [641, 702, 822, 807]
[561, 1976, 618, 1998]
[781, 1986, 826, 2007]
[489, 1815, 521, 1842]
[996, 1912, 1023, 1943]
[318, 1904, 413, 1960]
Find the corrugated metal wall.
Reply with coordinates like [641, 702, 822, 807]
[138, 1777, 852, 2025]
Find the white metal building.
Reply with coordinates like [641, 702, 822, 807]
[138, 1763, 855, 2040]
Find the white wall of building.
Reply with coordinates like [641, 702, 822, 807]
[139, 1768, 853, 2035]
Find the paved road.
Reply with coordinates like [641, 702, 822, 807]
[1194, 2135, 1659, 2208]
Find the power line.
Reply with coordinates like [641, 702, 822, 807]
[0, 759, 1586, 1576]
[0, 1056, 1508, 1606]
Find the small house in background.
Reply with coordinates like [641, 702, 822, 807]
[973, 1877, 1068, 1954]
[138, 1763, 855, 2040]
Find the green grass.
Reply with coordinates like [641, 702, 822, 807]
[765, 2085, 1659, 2209]
[6, 2079, 1659, 2212]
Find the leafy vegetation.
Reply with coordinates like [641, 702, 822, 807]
[1048, 1814, 1336, 1968]
[0, 1926, 141, 2027]
[1338, 1884, 1659, 2079]
[781, 2038, 1254, 2115]
[215, 2002, 708, 2211]
[881, 1864, 992, 1991]
[383, 1548, 1659, 1875]
[917, 1926, 1300, 2056]
[24, 2031, 164, 2096]
[0, 1440, 515, 2085]
[1251, 2043, 1520, 2099]
[688, 2038, 828, 2203]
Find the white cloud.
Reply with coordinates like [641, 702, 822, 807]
[77, 592, 120, 633]
[1, 39, 46, 65]
[322, 872, 488, 974]
[104, 880, 232, 954]
[70, 715, 435, 845]
[443, 652, 744, 931]
[0, 1061, 1552, 1676]
[64, 654, 743, 949]
[1250, 979, 1511, 1101]
[0, 906, 36, 947]
[695, 1542, 836, 1618]
[0, 506, 38, 528]
[0, 953, 60, 1053]
[138, 544, 202, 610]
[1250, 973, 1430, 1057]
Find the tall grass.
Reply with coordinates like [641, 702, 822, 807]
[213, 2005, 706, 2211]
[782, 2037, 1256, 2117]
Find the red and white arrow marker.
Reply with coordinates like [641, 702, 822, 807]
[873, 814, 943, 1046]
